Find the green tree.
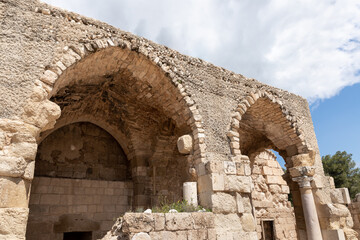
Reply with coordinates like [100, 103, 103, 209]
[322, 151, 360, 198]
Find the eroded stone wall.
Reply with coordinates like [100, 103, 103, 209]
[36, 122, 129, 181]
[251, 150, 298, 240]
[26, 177, 133, 240]
[349, 196, 360, 236]
[102, 212, 215, 240]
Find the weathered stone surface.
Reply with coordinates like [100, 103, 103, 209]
[5, 141, 37, 161]
[131, 232, 151, 240]
[291, 151, 315, 167]
[223, 161, 236, 175]
[23, 161, 35, 180]
[240, 213, 256, 232]
[0, 177, 29, 208]
[22, 99, 61, 131]
[122, 213, 154, 233]
[153, 213, 165, 231]
[177, 134, 193, 154]
[165, 213, 193, 231]
[319, 203, 351, 218]
[211, 173, 224, 191]
[224, 175, 251, 193]
[214, 213, 242, 230]
[0, 208, 28, 238]
[0, 156, 27, 178]
[191, 212, 214, 229]
[211, 192, 236, 213]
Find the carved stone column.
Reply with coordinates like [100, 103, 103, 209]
[293, 176, 323, 240]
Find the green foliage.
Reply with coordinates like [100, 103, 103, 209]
[322, 151, 360, 198]
[151, 197, 211, 213]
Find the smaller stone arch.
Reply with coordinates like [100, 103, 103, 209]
[228, 90, 309, 166]
[227, 91, 323, 239]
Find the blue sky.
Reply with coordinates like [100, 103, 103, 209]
[312, 83, 360, 167]
[42, 0, 360, 167]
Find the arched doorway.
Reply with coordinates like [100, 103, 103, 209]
[26, 45, 201, 239]
[231, 92, 312, 239]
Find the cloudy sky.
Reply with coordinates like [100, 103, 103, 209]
[42, 0, 360, 166]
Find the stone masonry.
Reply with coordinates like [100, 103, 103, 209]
[0, 0, 359, 239]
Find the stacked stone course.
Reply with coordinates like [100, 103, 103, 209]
[26, 177, 133, 239]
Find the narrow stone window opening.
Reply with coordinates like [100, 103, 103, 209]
[63, 231, 92, 240]
[261, 220, 275, 240]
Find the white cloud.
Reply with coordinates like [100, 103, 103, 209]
[42, 0, 360, 103]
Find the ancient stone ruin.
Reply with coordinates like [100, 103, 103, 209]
[0, 0, 359, 239]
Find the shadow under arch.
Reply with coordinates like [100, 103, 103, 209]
[25, 41, 208, 240]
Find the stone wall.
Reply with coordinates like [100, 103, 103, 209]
[103, 212, 215, 240]
[36, 122, 129, 181]
[251, 150, 298, 240]
[26, 177, 133, 240]
[348, 195, 360, 236]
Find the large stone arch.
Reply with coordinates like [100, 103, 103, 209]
[6, 38, 209, 239]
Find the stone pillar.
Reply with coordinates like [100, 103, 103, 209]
[293, 176, 323, 240]
[183, 182, 198, 207]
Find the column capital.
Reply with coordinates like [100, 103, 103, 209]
[293, 175, 313, 188]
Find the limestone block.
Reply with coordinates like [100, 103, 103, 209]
[211, 192, 236, 213]
[0, 132, 5, 150]
[331, 189, 345, 204]
[0, 207, 28, 237]
[165, 212, 193, 230]
[311, 174, 325, 188]
[343, 228, 359, 240]
[175, 231, 189, 240]
[225, 175, 251, 193]
[6, 141, 37, 161]
[224, 161, 236, 175]
[132, 232, 151, 240]
[291, 151, 315, 167]
[330, 188, 351, 204]
[23, 161, 35, 180]
[214, 213, 242, 230]
[40, 70, 58, 85]
[149, 231, 176, 240]
[0, 156, 27, 177]
[22, 99, 61, 132]
[269, 184, 281, 193]
[0, 119, 38, 138]
[0, 177, 29, 208]
[233, 232, 258, 240]
[281, 185, 290, 194]
[236, 193, 244, 213]
[319, 203, 350, 218]
[187, 229, 208, 240]
[177, 135, 193, 154]
[321, 229, 345, 240]
[289, 166, 315, 178]
[191, 212, 214, 229]
[211, 173, 224, 191]
[122, 213, 154, 233]
[205, 160, 224, 173]
[314, 189, 332, 204]
[262, 166, 273, 175]
[339, 188, 351, 204]
[153, 213, 165, 231]
[266, 175, 287, 185]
